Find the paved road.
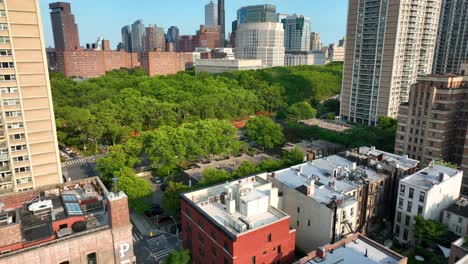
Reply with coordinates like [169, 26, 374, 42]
[132, 228, 180, 263]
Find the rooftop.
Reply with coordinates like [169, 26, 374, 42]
[355, 146, 419, 171]
[400, 164, 461, 191]
[297, 233, 406, 264]
[299, 119, 352, 133]
[283, 140, 344, 153]
[182, 175, 290, 237]
[445, 197, 468, 218]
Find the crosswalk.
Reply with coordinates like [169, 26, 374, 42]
[62, 154, 105, 167]
[146, 235, 178, 260]
[133, 231, 143, 242]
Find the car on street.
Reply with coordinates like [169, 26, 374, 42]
[151, 176, 161, 184]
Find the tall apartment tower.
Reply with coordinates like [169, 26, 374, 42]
[217, 0, 225, 47]
[340, 0, 442, 125]
[131, 19, 145, 53]
[310, 32, 322, 51]
[145, 25, 165, 52]
[235, 5, 285, 67]
[433, 0, 468, 74]
[49, 2, 79, 51]
[121, 25, 132, 52]
[167, 26, 179, 52]
[0, 0, 62, 194]
[281, 14, 310, 52]
[205, 1, 218, 27]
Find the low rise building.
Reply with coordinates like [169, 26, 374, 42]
[393, 163, 463, 245]
[181, 175, 296, 264]
[140, 51, 193, 76]
[195, 59, 263, 74]
[285, 51, 326, 66]
[283, 140, 344, 161]
[0, 177, 134, 264]
[442, 197, 468, 237]
[328, 43, 345, 62]
[295, 233, 407, 264]
[449, 237, 468, 264]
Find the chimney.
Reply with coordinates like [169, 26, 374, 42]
[308, 178, 315, 197]
[370, 146, 376, 152]
[316, 247, 326, 259]
[102, 39, 110, 51]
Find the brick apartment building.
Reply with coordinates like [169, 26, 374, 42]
[0, 177, 135, 264]
[139, 51, 194, 77]
[178, 25, 221, 52]
[181, 175, 296, 264]
[395, 61, 468, 194]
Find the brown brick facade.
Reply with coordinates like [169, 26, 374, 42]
[140, 51, 193, 76]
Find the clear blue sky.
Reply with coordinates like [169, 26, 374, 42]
[40, 0, 348, 49]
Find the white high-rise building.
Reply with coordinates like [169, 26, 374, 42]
[235, 22, 285, 67]
[281, 14, 310, 52]
[205, 1, 218, 27]
[310, 32, 322, 51]
[340, 0, 442, 125]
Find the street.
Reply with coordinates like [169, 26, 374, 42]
[132, 227, 181, 263]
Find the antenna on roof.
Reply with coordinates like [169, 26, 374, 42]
[112, 177, 118, 195]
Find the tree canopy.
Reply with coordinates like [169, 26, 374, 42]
[162, 249, 190, 264]
[244, 116, 285, 149]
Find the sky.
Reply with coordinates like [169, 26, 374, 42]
[40, 0, 348, 49]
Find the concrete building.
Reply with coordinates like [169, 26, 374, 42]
[195, 59, 262, 74]
[310, 32, 322, 51]
[328, 43, 345, 62]
[237, 5, 277, 24]
[217, 0, 225, 47]
[442, 197, 468, 237]
[433, 0, 468, 74]
[205, 1, 218, 27]
[140, 51, 193, 77]
[197, 25, 220, 49]
[167, 26, 179, 52]
[283, 140, 344, 161]
[230, 20, 237, 48]
[145, 24, 165, 52]
[449, 237, 468, 264]
[181, 175, 296, 264]
[394, 65, 468, 193]
[46, 47, 57, 72]
[49, 2, 79, 51]
[296, 233, 407, 264]
[0, 177, 135, 264]
[120, 25, 132, 52]
[285, 51, 326, 66]
[131, 19, 145, 53]
[393, 163, 463, 245]
[281, 14, 310, 52]
[0, 0, 63, 194]
[235, 22, 285, 67]
[340, 0, 442, 125]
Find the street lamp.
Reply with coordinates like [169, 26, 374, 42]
[169, 216, 179, 241]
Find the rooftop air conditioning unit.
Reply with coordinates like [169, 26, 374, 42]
[28, 200, 53, 215]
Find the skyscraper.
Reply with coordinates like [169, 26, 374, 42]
[1, 0, 62, 193]
[236, 5, 285, 67]
[433, 0, 468, 74]
[121, 25, 132, 52]
[145, 25, 166, 52]
[217, 0, 225, 47]
[310, 32, 322, 51]
[49, 2, 80, 51]
[167, 26, 180, 51]
[281, 14, 310, 52]
[205, 1, 218, 27]
[131, 19, 145, 53]
[340, 0, 442, 125]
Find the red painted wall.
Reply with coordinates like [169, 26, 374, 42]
[52, 216, 86, 232]
[181, 199, 296, 264]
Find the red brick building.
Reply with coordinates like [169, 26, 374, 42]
[0, 177, 135, 264]
[181, 175, 296, 264]
[140, 51, 193, 76]
[178, 35, 197, 52]
[49, 2, 80, 51]
[197, 25, 220, 49]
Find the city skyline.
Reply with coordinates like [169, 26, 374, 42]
[39, 0, 348, 48]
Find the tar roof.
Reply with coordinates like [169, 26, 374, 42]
[401, 164, 460, 190]
[445, 198, 468, 218]
[358, 147, 419, 170]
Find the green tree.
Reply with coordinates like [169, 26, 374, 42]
[377, 116, 397, 130]
[244, 116, 285, 149]
[414, 215, 448, 245]
[232, 161, 259, 178]
[282, 147, 305, 166]
[199, 168, 231, 186]
[96, 145, 139, 184]
[163, 182, 192, 216]
[285, 101, 317, 122]
[113, 167, 152, 214]
[434, 160, 459, 169]
[162, 249, 190, 264]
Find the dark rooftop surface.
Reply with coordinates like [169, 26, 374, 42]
[446, 198, 468, 218]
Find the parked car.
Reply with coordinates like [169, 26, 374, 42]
[69, 152, 78, 159]
[151, 176, 161, 184]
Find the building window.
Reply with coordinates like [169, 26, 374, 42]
[297, 207, 300, 213]
[14, 166, 30, 174]
[0, 36, 10, 43]
[0, 49, 11, 56]
[0, 10, 6, 17]
[0, 23, 7, 30]
[398, 198, 404, 209]
[400, 184, 405, 194]
[446, 212, 451, 220]
[407, 201, 412, 213]
[224, 258, 228, 264]
[59, 262, 70, 264]
[405, 215, 410, 226]
[458, 217, 462, 224]
[308, 219, 310, 226]
[267, 233, 272, 242]
[0, 62, 13, 68]
[10, 133, 25, 141]
[0, 75, 15, 81]
[252, 256, 256, 264]
[3, 99, 20, 106]
[87, 253, 97, 264]
[417, 205, 423, 215]
[278, 245, 282, 254]
[5, 110, 22, 117]
[211, 247, 217, 256]
[403, 229, 408, 241]
[211, 231, 216, 240]
[1, 87, 18, 93]
[409, 188, 414, 199]
[224, 241, 228, 251]
[419, 192, 425, 202]
[16, 176, 32, 184]
[395, 224, 400, 236]
[11, 144, 27, 152]
[296, 220, 299, 227]
[397, 212, 402, 223]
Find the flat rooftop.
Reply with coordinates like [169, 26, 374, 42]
[284, 140, 344, 152]
[357, 146, 419, 171]
[445, 197, 468, 218]
[299, 119, 352, 133]
[401, 164, 461, 190]
[182, 176, 289, 237]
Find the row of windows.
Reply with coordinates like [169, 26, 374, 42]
[399, 184, 425, 202]
[7, 122, 23, 129]
[3, 98, 19, 106]
[0, 49, 11, 56]
[1, 87, 18, 93]
[0, 74, 15, 81]
[11, 144, 26, 152]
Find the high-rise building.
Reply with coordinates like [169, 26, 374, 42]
[235, 5, 285, 67]
[196, 25, 220, 49]
[167, 26, 179, 51]
[131, 19, 145, 53]
[145, 24, 166, 52]
[433, 0, 468, 74]
[49, 2, 79, 51]
[121, 25, 132, 52]
[205, 1, 218, 27]
[310, 32, 322, 51]
[217, 0, 225, 47]
[328, 43, 345, 62]
[237, 4, 277, 24]
[340, 0, 442, 125]
[394, 63, 468, 193]
[0, 0, 63, 194]
[281, 14, 310, 52]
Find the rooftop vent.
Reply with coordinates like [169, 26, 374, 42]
[28, 200, 53, 215]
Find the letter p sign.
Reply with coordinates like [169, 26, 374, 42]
[119, 243, 130, 258]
